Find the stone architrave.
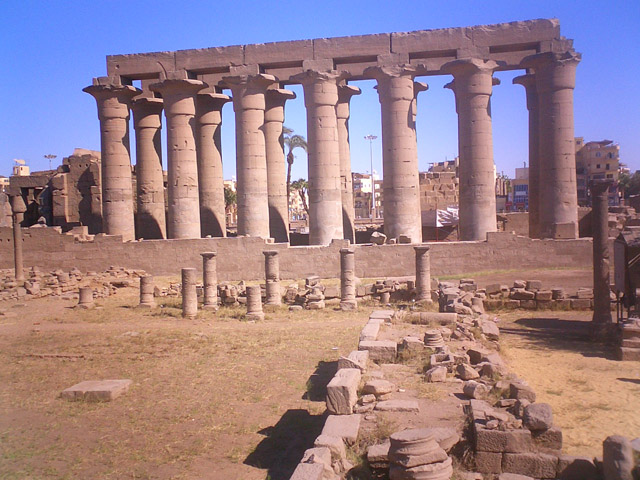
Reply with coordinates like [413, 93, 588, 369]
[196, 93, 231, 238]
[443, 59, 499, 242]
[513, 74, 540, 239]
[139, 275, 156, 308]
[366, 65, 426, 244]
[246, 285, 265, 321]
[265, 89, 296, 243]
[223, 74, 277, 239]
[150, 75, 207, 239]
[340, 247, 357, 311]
[131, 97, 166, 239]
[181, 267, 198, 318]
[336, 84, 361, 244]
[414, 245, 432, 303]
[9, 195, 26, 282]
[591, 180, 613, 328]
[523, 51, 581, 239]
[263, 250, 281, 306]
[201, 252, 218, 310]
[83, 79, 140, 241]
[291, 69, 344, 245]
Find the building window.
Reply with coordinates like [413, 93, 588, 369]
[596, 164, 601, 169]
[607, 174, 614, 179]
[596, 152, 601, 157]
[608, 153, 613, 159]
[606, 163, 610, 170]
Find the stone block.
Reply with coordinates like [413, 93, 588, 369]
[480, 319, 500, 340]
[509, 382, 536, 402]
[556, 455, 599, 480]
[603, 435, 634, 480]
[476, 451, 503, 474]
[314, 434, 346, 466]
[338, 350, 369, 372]
[523, 403, 553, 431]
[463, 380, 488, 399]
[369, 309, 394, 320]
[367, 441, 390, 463]
[301, 447, 333, 476]
[499, 474, 534, 480]
[484, 299, 503, 311]
[322, 414, 361, 445]
[617, 347, 640, 361]
[323, 285, 340, 299]
[521, 300, 537, 310]
[374, 400, 419, 412]
[511, 289, 535, 300]
[486, 283, 502, 295]
[457, 363, 480, 380]
[362, 379, 395, 397]
[60, 379, 132, 402]
[359, 322, 380, 341]
[289, 462, 324, 480]
[502, 452, 558, 479]
[475, 427, 533, 453]
[504, 299, 521, 309]
[358, 340, 397, 363]
[536, 290, 553, 301]
[326, 368, 361, 415]
[532, 426, 563, 451]
[425, 366, 447, 382]
[526, 280, 542, 291]
[571, 298, 592, 310]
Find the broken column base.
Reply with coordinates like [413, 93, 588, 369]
[60, 379, 132, 402]
[339, 300, 358, 311]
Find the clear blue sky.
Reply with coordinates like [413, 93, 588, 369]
[1, 0, 638, 181]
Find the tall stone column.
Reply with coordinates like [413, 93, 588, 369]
[201, 251, 218, 310]
[83, 79, 140, 241]
[10, 195, 26, 283]
[291, 70, 344, 245]
[591, 180, 613, 328]
[131, 97, 166, 239]
[224, 74, 276, 238]
[336, 85, 361, 244]
[265, 89, 296, 243]
[523, 52, 581, 239]
[263, 250, 281, 305]
[339, 247, 357, 311]
[443, 59, 499, 241]
[414, 245, 432, 303]
[365, 66, 426, 243]
[181, 267, 198, 318]
[513, 74, 540, 238]
[150, 75, 206, 239]
[196, 93, 231, 238]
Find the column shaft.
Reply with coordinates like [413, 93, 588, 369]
[246, 285, 265, 321]
[263, 250, 281, 305]
[414, 245, 432, 303]
[591, 180, 613, 325]
[182, 267, 198, 318]
[10, 195, 26, 282]
[340, 247, 357, 310]
[201, 252, 218, 310]
[139, 275, 156, 308]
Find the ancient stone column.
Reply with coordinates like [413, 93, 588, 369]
[265, 89, 296, 243]
[150, 75, 207, 239]
[196, 93, 231, 238]
[131, 97, 166, 240]
[339, 247, 357, 311]
[246, 285, 264, 321]
[523, 51, 581, 239]
[78, 287, 94, 308]
[336, 85, 361, 244]
[10, 195, 26, 283]
[224, 74, 276, 238]
[263, 250, 281, 306]
[201, 251, 218, 310]
[414, 245, 432, 303]
[591, 180, 613, 328]
[83, 79, 140, 241]
[513, 74, 540, 238]
[181, 267, 198, 318]
[443, 59, 499, 241]
[291, 70, 344, 245]
[139, 275, 156, 308]
[366, 66, 426, 243]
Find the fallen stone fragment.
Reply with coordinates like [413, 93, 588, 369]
[358, 340, 397, 363]
[523, 403, 553, 431]
[603, 435, 634, 480]
[463, 380, 488, 399]
[375, 400, 419, 412]
[362, 379, 395, 397]
[322, 414, 361, 445]
[326, 368, 361, 415]
[457, 363, 480, 380]
[337, 350, 369, 372]
[289, 462, 325, 480]
[425, 366, 447, 382]
[556, 454, 599, 480]
[60, 379, 132, 402]
[509, 382, 536, 402]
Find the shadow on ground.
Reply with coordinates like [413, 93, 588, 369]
[244, 408, 326, 480]
[499, 316, 616, 360]
[617, 377, 640, 385]
[303, 360, 338, 401]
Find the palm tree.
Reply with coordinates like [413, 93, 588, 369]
[290, 178, 309, 216]
[283, 127, 307, 213]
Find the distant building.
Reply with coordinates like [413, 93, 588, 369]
[352, 172, 381, 219]
[511, 166, 529, 211]
[12, 164, 30, 176]
[575, 137, 621, 205]
[0, 176, 9, 191]
[223, 179, 237, 226]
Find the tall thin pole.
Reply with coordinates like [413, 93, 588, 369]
[365, 135, 377, 220]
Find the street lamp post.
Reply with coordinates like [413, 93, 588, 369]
[364, 135, 377, 220]
[44, 154, 57, 170]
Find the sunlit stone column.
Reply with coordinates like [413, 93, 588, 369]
[292, 70, 344, 245]
[591, 180, 613, 327]
[339, 247, 357, 311]
[246, 285, 265, 321]
[83, 78, 140, 241]
[10, 195, 26, 283]
[201, 251, 218, 310]
[443, 59, 499, 241]
[265, 89, 296, 243]
[182, 267, 198, 318]
[263, 250, 281, 305]
[131, 97, 166, 239]
[336, 84, 361, 244]
[196, 93, 231, 238]
[150, 75, 206, 239]
[513, 74, 540, 238]
[523, 52, 581, 239]
[139, 275, 156, 308]
[224, 74, 276, 238]
[414, 245, 432, 304]
[366, 66, 426, 243]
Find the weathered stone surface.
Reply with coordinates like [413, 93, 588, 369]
[322, 414, 361, 445]
[338, 350, 369, 372]
[532, 426, 562, 450]
[499, 474, 534, 480]
[475, 427, 532, 453]
[369, 309, 394, 320]
[457, 363, 480, 380]
[603, 435, 634, 480]
[523, 403, 553, 431]
[557, 455, 598, 480]
[375, 400, 420, 412]
[509, 382, 536, 402]
[511, 289, 535, 300]
[367, 441, 391, 463]
[476, 451, 503, 474]
[301, 446, 334, 477]
[314, 434, 346, 466]
[425, 366, 447, 382]
[326, 368, 361, 415]
[60, 379, 132, 402]
[360, 322, 381, 341]
[362, 379, 395, 397]
[480, 319, 500, 340]
[463, 380, 488, 399]
[502, 452, 558, 479]
[289, 462, 325, 480]
[358, 340, 397, 363]
[526, 280, 542, 291]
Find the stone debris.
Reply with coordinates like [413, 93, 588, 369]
[388, 428, 453, 480]
[423, 329, 445, 348]
[60, 379, 132, 402]
[374, 400, 420, 412]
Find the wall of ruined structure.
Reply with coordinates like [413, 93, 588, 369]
[419, 171, 459, 211]
[0, 193, 11, 228]
[0, 228, 591, 281]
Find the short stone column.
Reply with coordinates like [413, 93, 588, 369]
[150, 75, 207, 239]
[83, 78, 140, 241]
[181, 267, 198, 318]
[196, 93, 231, 238]
[591, 180, 613, 329]
[224, 74, 276, 238]
[414, 245, 432, 304]
[265, 89, 296, 243]
[139, 275, 156, 308]
[336, 85, 361, 244]
[366, 65, 426, 243]
[131, 97, 167, 239]
[291, 70, 344, 245]
[263, 250, 281, 306]
[201, 252, 218, 310]
[443, 59, 499, 241]
[513, 74, 540, 239]
[10, 195, 26, 283]
[339, 247, 357, 311]
[523, 51, 581, 239]
[246, 285, 265, 321]
[78, 287, 94, 308]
